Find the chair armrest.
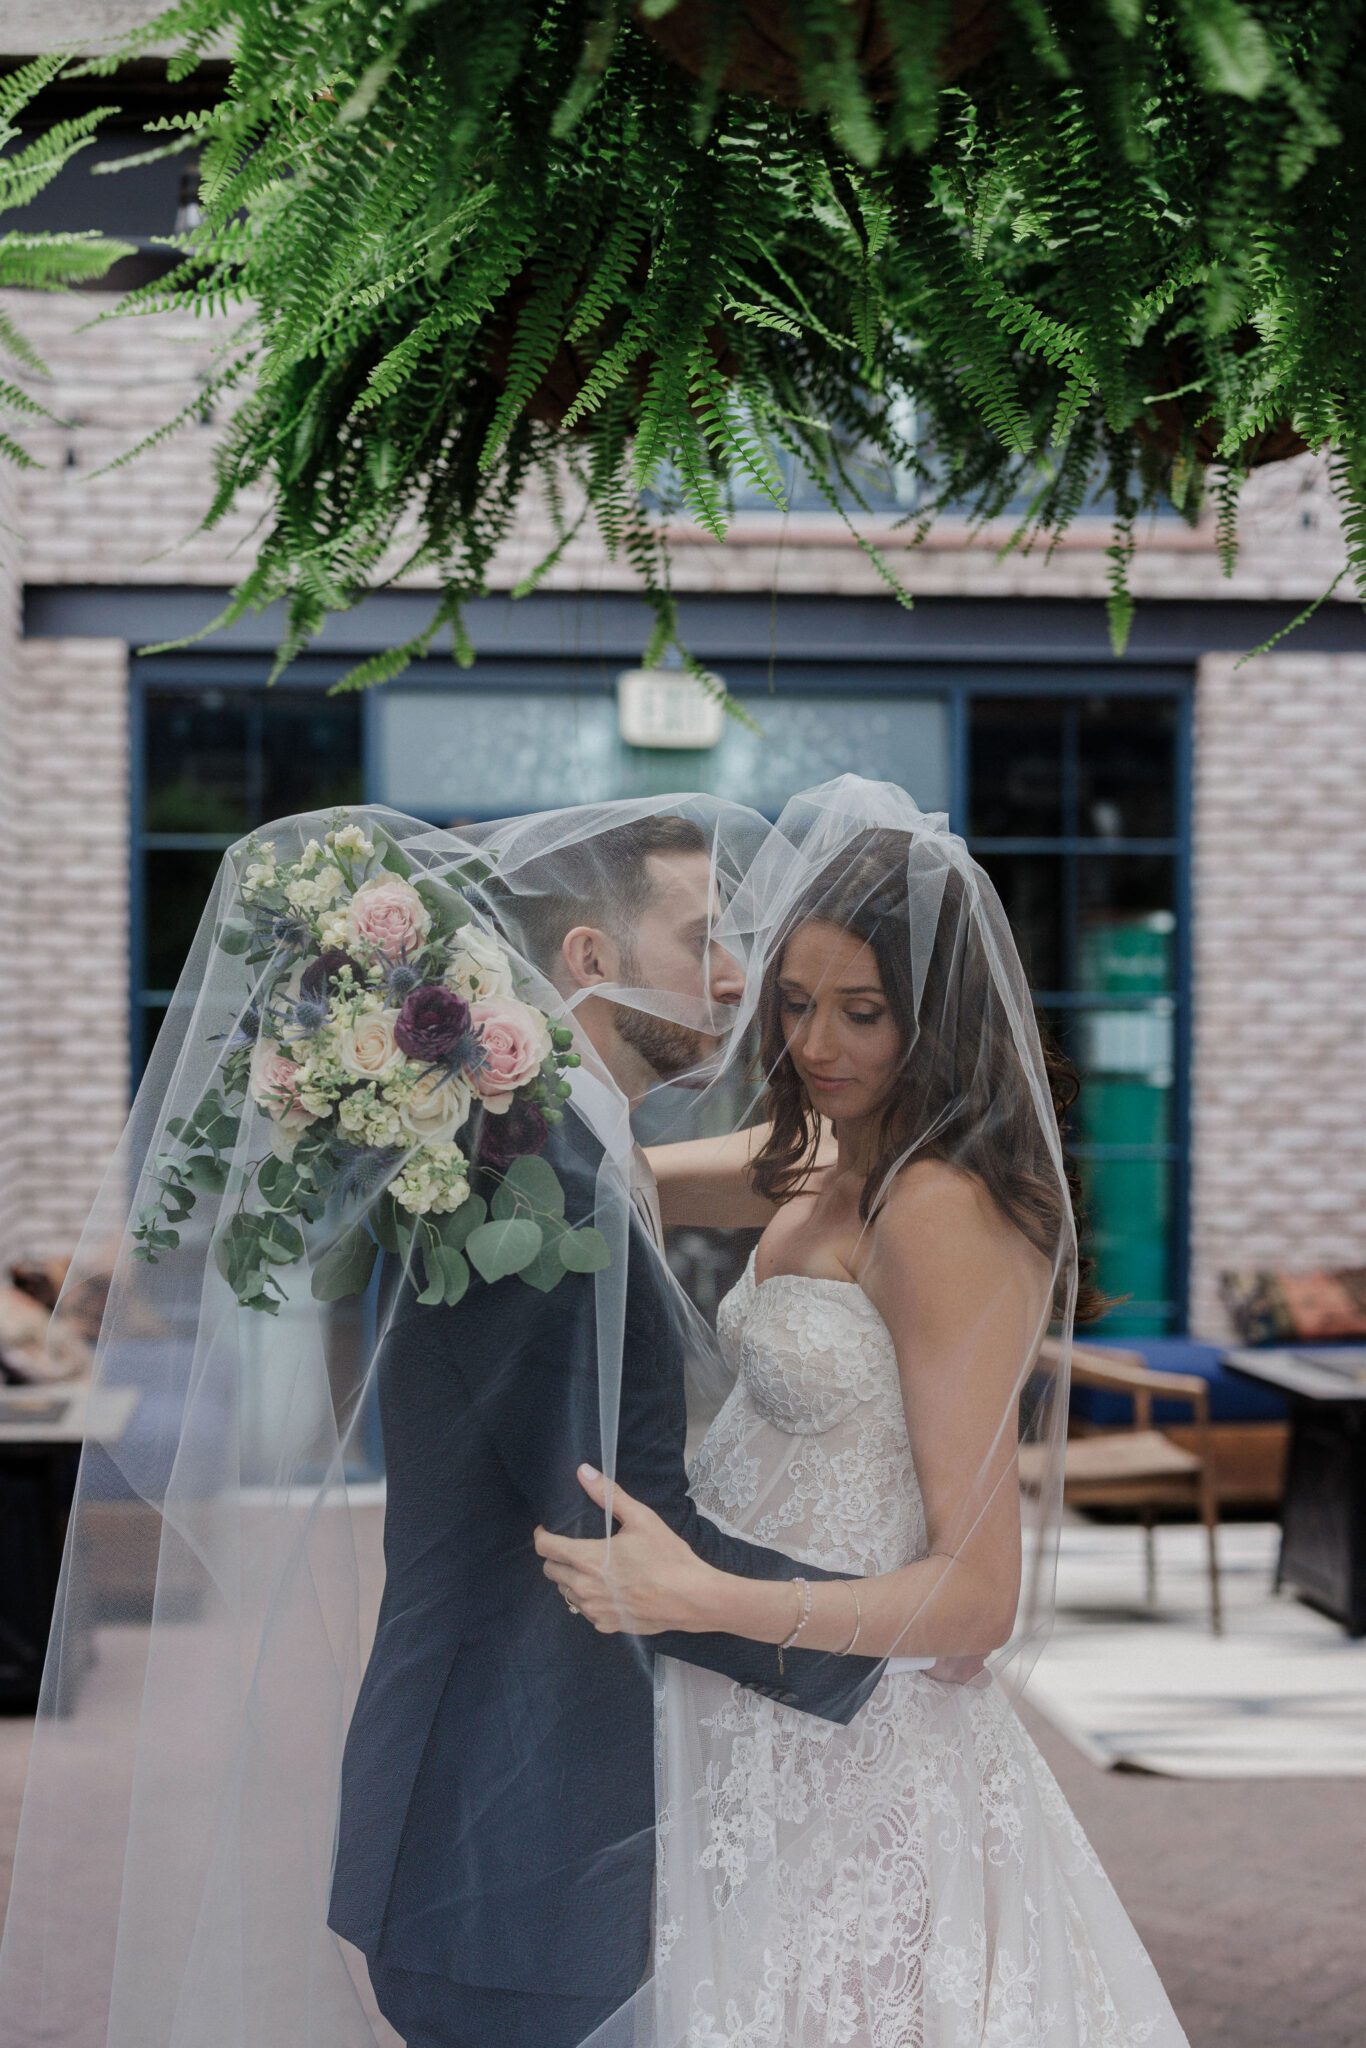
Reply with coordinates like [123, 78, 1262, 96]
[1038, 1338, 1212, 1419]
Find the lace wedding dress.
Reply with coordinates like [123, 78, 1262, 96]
[651, 1250, 1190, 2048]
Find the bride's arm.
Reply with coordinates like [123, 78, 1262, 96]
[536, 1167, 1048, 1662]
[646, 1118, 835, 1229]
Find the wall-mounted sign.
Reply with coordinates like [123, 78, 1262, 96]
[617, 667, 726, 750]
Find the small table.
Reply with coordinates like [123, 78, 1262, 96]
[1222, 1346, 1366, 1635]
[0, 1383, 138, 1709]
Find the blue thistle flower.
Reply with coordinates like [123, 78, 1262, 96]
[270, 912, 311, 952]
[384, 961, 425, 1003]
[335, 1147, 398, 1204]
[290, 996, 330, 1037]
[228, 1002, 263, 1049]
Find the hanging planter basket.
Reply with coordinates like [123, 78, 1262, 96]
[1137, 336, 1309, 469]
[482, 254, 742, 432]
[635, 0, 1003, 107]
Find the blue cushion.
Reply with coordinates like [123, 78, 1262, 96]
[1070, 1336, 1293, 1426]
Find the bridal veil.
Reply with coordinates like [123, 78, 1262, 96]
[0, 775, 1074, 2048]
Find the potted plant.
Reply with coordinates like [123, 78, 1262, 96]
[76, 2, 1362, 692]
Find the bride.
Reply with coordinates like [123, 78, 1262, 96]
[536, 806, 1191, 2048]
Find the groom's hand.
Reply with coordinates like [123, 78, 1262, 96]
[923, 1655, 988, 1685]
[533, 1466, 720, 1635]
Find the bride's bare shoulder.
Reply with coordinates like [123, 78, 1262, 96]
[865, 1158, 1029, 1274]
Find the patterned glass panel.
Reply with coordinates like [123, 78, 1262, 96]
[375, 688, 951, 820]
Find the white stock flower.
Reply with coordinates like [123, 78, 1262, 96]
[285, 865, 346, 915]
[327, 823, 375, 860]
[242, 858, 278, 899]
[391, 1142, 471, 1216]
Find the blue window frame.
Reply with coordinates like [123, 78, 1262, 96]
[130, 649, 1191, 1333]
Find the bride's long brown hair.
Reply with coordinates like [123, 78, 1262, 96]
[749, 830, 1111, 1325]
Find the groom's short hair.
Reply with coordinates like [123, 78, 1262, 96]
[499, 814, 708, 978]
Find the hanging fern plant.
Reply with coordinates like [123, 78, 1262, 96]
[75, 1, 1366, 694]
[0, 52, 134, 470]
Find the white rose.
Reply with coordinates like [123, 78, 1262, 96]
[399, 1069, 474, 1145]
[445, 924, 515, 1002]
[336, 1008, 404, 1081]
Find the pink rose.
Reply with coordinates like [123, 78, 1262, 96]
[345, 875, 432, 961]
[470, 997, 553, 1114]
[248, 1038, 319, 1132]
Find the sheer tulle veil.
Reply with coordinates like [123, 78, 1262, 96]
[0, 774, 1072, 2048]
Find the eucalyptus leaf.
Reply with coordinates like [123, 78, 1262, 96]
[417, 1242, 470, 1307]
[258, 1216, 305, 1265]
[370, 1193, 401, 1253]
[519, 1227, 572, 1294]
[433, 1192, 487, 1250]
[557, 1226, 611, 1274]
[493, 1153, 565, 1220]
[311, 1224, 378, 1302]
[184, 1152, 230, 1194]
[466, 1217, 543, 1283]
[257, 1156, 300, 1208]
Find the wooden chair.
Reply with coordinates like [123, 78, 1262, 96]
[1020, 1339, 1224, 1635]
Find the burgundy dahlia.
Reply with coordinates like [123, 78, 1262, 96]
[395, 984, 471, 1061]
[477, 1098, 549, 1172]
[300, 948, 359, 1001]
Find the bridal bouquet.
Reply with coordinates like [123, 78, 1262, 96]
[133, 817, 607, 1312]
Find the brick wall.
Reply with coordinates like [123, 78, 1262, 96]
[4, 638, 130, 1259]
[0, 456, 22, 1262]
[9, 289, 1352, 607]
[1189, 651, 1366, 1337]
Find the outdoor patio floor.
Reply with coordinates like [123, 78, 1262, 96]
[1, 1691, 1361, 2046]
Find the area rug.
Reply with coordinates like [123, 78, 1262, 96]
[1024, 1519, 1366, 1777]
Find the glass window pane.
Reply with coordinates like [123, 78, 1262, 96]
[261, 694, 363, 818]
[1077, 1155, 1174, 1335]
[138, 1000, 171, 1076]
[975, 853, 1064, 990]
[144, 689, 251, 834]
[1078, 695, 1177, 839]
[143, 849, 227, 991]
[1072, 1003, 1175, 1149]
[1076, 856, 1176, 994]
[969, 697, 1064, 838]
[374, 688, 951, 820]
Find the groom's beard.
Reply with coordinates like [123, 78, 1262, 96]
[611, 994, 722, 1085]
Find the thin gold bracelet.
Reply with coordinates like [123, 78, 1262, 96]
[777, 1576, 812, 1676]
[837, 1582, 862, 1656]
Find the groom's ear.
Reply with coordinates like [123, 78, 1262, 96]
[560, 924, 619, 991]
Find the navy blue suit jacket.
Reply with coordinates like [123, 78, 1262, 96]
[327, 1124, 881, 2004]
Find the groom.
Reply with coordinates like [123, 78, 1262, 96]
[327, 812, 884, 2048]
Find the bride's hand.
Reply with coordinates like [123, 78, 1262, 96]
[533, 1466, 719, 1635]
